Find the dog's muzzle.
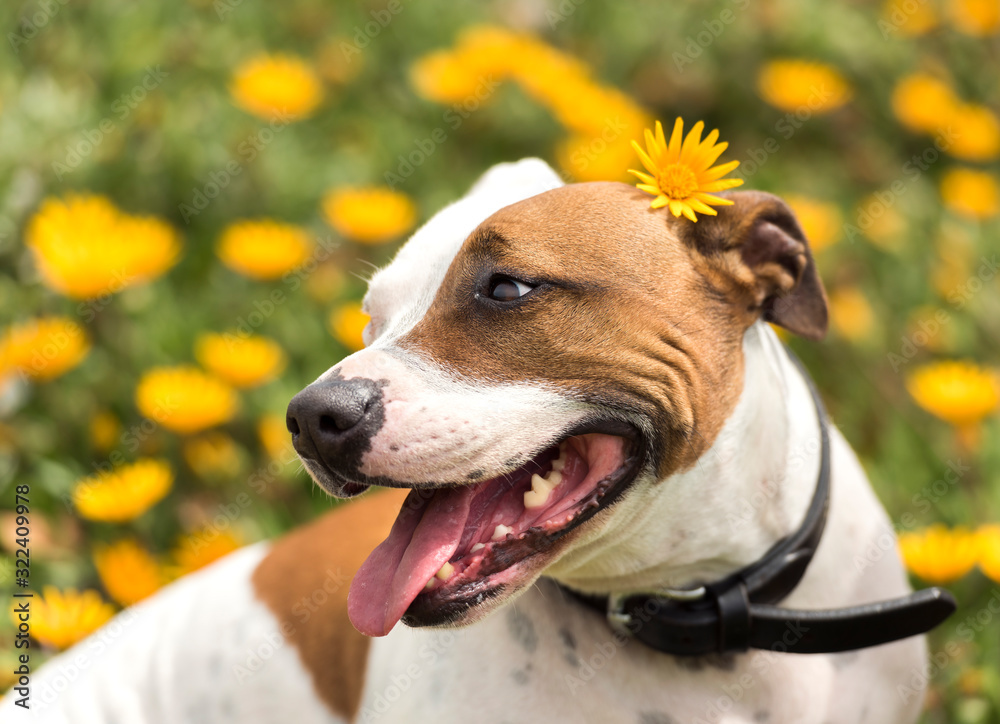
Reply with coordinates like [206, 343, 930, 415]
[286, 374, 385, 496]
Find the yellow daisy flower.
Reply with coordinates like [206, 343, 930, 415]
[135, 367, 238, 435]
[828, 287, 875, 343]
[906, 360, 1000, 428]
[0, 317, 90, 382]
[947, 104, 1000, 162]
[217, 219, 314, 281]
[257, 413, 292, 460]
[891, 74, 959, 135]
[171, 530, 242, 576]
[26, 195, 180, 300]
[94, 539, 166, 607]
[73, 459, 173, 523]
[977, 525, 1000, 584]
[182, 432, 242, 479]
[756, 60, 852, 114]
[20, 587, 116, 650]
[940, 168, 1000, 220]
[329, 302, 369, 351]
[230, 53, 323, 120]
[322, 187, 417, 244]
[784, 196, 842, 252]
[89, 410, 121, 452]
[948, 0, 1000, 35]
[629, 118, 744, 222]
[195, 332, 286, 388]
[899, 525, 979, 583]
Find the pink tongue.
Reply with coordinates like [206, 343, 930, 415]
[348, 487, 473, 637]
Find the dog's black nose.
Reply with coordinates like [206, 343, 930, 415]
[286, 377, 383, 466]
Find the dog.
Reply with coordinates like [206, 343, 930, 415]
[4, 159, 946, 723]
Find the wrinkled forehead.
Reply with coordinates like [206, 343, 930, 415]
[363, 159, 564, 342]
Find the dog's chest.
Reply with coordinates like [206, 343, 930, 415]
[358, 579, 843, 724]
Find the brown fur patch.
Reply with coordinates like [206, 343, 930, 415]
[253, 488, 409, 719]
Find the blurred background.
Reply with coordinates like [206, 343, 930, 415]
[1, 0, 999, 720]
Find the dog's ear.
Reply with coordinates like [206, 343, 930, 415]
[682, 190, 828, 340]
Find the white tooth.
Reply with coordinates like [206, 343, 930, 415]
[435, 562, 455, 580]
[524, 488, 550, 509]
[552, 457, 566, 472]
[545, 470, 562, 486]
[492, 524, 513, 540]
[425, 578, 435, 589]
[531, 473, 553, 493]
[471, 543, 485, 552]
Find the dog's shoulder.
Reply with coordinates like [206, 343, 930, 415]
[252, 488, 408, 721]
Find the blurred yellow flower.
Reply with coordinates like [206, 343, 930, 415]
[899, 525, 979, 583]
[195, 332, 286, 388]
[828, 287, 875, 342]
[136, 367, 238, 435]
[882, 0, 939, 35]
[230, 53, 323, 120]
[322, 187, 417, 244]
[905, 306, 954, 353]
[557, 135, 637, 183]
[172, 530, 242, 576]
[411, 50, 490, 104]
[73, 459, 173, 522]
[182, 432, 242, 479]
[940, 168, 1000, 220]
[977, 525, 1000, 583]
[89, 410, 121, 452]
[258, 413, 292, 460]
[0, 317, 90, 382]
[26, 195, 180, 300]
[94, 539, 165, 607]
[329, 302, 369, 351]
[19, 587, 115, 650]
[948, 0, 1000, 34]
[629, 118, 744, 221]
[891, 74, 958, 134]
[947, 104, 1000, 161]
[217, 219, 314, 280]
[906, 360, 1000, 428]
[785, 196, 841, 252]
[756, 60, 852, 114]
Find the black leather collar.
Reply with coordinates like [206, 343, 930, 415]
[563, 350, 956, 656]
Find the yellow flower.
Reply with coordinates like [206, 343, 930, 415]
[828, 287, 875, 342]
[411, 50, 491, 104]
[891, 74, 959, 134]
[0, 317, 90, 382]
[172, 530, 242, 576]
[217, 219, 314, 280]
[26, 195, 180, 300]
[756, 60, 852, 114]
[899, 525, 979, 583]
[182, 432, 242, 479]
[785, 196, 841, 252]
[195, 332, 286, 388]
[135, 367, 238, 435]
[940, 168, 1000, 220]
[946, 104, 1000, 162]
[906, 360, 1000, 428]
[977, 525, 1000, 583]
[948, 0, 1000, 34]
[322, 187, 417, 244]
[629, 118, 744, 221]
[557, 135, 639, 183]
[258, 413, 292, 460]
[329, 302, 369, 351]
[20, 587, 115, 650]
[882, 0, 939, 35]
[94, 539, 165, 607]
[89, 410, 121, 452]
[230, 53, 323, 120]
[73, 459, 173, 522]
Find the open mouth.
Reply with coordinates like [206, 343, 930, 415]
[347, 431, 642, 637]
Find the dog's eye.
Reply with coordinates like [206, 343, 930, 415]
[488, 276, 534, 301]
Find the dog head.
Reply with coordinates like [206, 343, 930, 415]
[286, 160, 827, 637]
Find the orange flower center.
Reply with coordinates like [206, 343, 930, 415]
[657, 163, 699, 200]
